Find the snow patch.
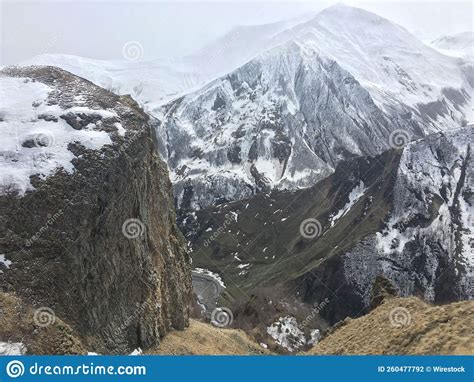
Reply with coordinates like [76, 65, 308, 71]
[0, 254, 12, 272]
[192, 267, 226, 289]
[0, 77, 114, 195]
[0, 342, 26, 355]
[266, 316, 306, 352]
[330, 181, 367, 227]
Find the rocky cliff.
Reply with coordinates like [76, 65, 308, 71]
[0, 66, 192, 354]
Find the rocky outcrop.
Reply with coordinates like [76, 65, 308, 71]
[370, 275, 398, 309]
[338, 126, 473, 307]
[0, 66, 192, 353]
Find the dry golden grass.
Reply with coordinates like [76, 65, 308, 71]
[309, 297, 474, 355]
[0, 292, 86, 354]
[148, 319, 271, 355]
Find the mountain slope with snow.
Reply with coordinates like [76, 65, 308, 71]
[157, 4, 472, 211]
[20, 5, 473, 212]
[186, 126, 473, 329]
[430, 31, 474, 59]
[159, 43, 415, 211]
[0, 68, 127, 194]
[281, 5, 469, 109]
[21, 54, 197, 110]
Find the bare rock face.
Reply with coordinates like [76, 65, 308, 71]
[370, 275, 398, 309]
[0, 66, 192, 353]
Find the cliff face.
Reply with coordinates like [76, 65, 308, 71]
[0, 66, 192, 353]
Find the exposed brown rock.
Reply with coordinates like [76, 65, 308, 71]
[0, 66, 192, 354]
[370, 275, 398, 309]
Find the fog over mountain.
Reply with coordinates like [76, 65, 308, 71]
[2, 0, 473, 65]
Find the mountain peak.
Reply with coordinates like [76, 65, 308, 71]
[319, 2, 383, 19]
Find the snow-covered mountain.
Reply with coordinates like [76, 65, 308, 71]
[21, 13, 316, 110]
[157, 4, 473, 210]
[20, 54, 199, 111]
[344, 126, 473, 304]
[276, 5, 469, 108]
[21, 5, 473, 212]
[430, 31, 474, 59]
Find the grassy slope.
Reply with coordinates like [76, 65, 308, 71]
[189, 150, 401, 301]
[150, 297, 474, 355]
[148, 319, 270, 355]
[309, 297, 474, 355]
[0, 292, 86, 354]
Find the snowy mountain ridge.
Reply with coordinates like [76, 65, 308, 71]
[22, 5, 471, 110]
[156, 4, 473, 210]
[19, 4, 473, 211]
[0, 70, 126, 195]
[430, 31, 474, 59]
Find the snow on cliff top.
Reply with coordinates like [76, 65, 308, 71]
[21, 54, 193, 111]
[0, 76, 114, 195]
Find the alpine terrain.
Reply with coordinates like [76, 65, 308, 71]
[1, 3, 473, 355]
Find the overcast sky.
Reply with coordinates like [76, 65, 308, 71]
[1, 1, 472, 65]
